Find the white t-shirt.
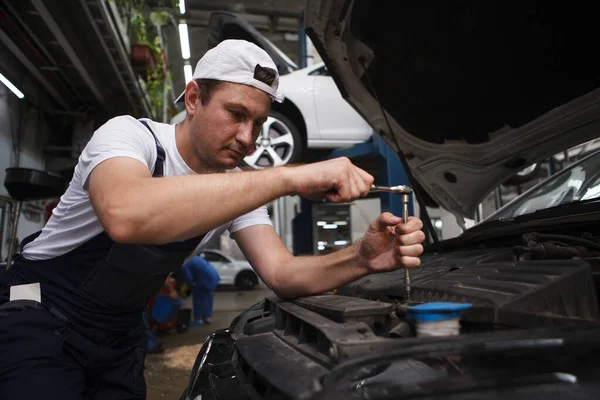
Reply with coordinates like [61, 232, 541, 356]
[22, 115, 272, 261]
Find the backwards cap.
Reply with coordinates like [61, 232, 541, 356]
[174, 39, 284, 104]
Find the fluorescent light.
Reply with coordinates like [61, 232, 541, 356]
[334, 240, 348, 246]
[323, 224, 338, 230]
[316, 221, 326, 226]
[333, 221, 348, 226]
[317, 245, 325, 251]
[178, 23, 190, 59]
[317, 241, 327, 246]
[179, 0, 186, 14]
[0, 72, 24, 99]
[183, 64, 193, 83]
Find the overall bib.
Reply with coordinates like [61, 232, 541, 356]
[0, 121, 203, 399]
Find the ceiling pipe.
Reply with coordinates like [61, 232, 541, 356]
[78, 0, 136, 110]
[31, 0, 104, 104]
[1, 0, 87, 104]
[0, 29, 69, 109]
[96, 0, 153, 116]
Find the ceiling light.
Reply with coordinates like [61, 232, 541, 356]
[0, 72, 24, 99]
[178, 23, 190, 59]
[179, 0, 186, 14]
[183, 64, 193, 83]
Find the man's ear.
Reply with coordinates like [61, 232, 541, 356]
[184, 80, 200, 115]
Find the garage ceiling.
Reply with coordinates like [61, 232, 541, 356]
[0, 0, 304, 123]
[156, 0, 305, 117]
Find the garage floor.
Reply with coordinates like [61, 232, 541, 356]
[145, 285, 274, 400]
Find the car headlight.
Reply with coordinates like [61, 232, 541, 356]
[184, 328, 234, 400]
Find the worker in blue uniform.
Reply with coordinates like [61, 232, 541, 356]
[182, 255, 220, 326]
[0, 39, 425, 399]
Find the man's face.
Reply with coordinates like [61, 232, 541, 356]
[190, 82, 270, 171]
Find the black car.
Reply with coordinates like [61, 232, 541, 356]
[180, 2, 600, 399]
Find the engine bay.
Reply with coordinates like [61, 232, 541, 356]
[183, 229, 600, 399]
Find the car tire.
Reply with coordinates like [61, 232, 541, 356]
[235, 271, 258, 290]
[242, 111, 304, 169]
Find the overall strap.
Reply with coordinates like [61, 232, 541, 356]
[138, 119, 165, 177]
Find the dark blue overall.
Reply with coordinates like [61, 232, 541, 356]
[0, 121, 203, 399]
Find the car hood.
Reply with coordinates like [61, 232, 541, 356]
[304, 1, 600, 218]
[206, 11, 298, 76]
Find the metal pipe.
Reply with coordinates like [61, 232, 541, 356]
[97, 0, 152, 116]
[2, 0, 86, 104]
[182, 3, 302, 19]
[277, 197, 286, 241]
[31, 0, 104, 104]
[0, 30, 69, 108]
[78, 0, 135, 107]
[6, 201, 21, 269]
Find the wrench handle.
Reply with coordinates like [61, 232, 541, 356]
[402, 193, 411, 300]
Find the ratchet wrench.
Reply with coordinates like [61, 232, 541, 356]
[369, 184, 413, 300]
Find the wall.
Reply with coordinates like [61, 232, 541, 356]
[0, 43, 53, 260]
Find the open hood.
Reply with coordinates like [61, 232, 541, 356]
[304, 1, 600, 218]
[206, 11, 298, 76]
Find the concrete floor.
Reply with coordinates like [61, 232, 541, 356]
[145, 285, 274, 400]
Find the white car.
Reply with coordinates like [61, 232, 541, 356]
[198, 249, 259, 290]
[170, 11, 373, 169]
[243, 62, 374, 169]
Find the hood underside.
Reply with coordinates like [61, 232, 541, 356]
[305, 1, 600, 218]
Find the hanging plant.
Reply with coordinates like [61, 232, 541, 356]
[146, 36, 171, 119]
[107, 0, 175, 120]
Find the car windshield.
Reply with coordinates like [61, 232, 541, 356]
[489, 150, 600, 220]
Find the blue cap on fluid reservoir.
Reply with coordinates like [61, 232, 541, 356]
[407, 302, 473, 322]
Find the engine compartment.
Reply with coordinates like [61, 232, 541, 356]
[182, 230, 600, 400]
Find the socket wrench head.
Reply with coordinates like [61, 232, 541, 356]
[370, 184, 413, 195]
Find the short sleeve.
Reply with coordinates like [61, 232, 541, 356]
[228, 205, 273, 234]
[78, 116, 157, 189]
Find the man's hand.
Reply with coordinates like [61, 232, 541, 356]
[357, 213, 425, 273]
[284, 157, 374, 203]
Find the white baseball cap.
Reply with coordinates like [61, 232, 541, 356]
[174, 39, 284, 104]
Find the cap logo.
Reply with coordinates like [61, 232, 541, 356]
[253, 64, 277, 88]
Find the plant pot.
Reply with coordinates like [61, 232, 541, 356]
[131, 43, 155, 76]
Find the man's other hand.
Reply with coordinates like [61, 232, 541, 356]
[357, 213, 426, 273]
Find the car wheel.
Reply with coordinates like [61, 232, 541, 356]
[243, 111, 304, 169]
[235, 271, 258, 290]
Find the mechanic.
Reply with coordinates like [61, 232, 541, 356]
[181, 254, 220, 326]
[0, 39, 425, 399]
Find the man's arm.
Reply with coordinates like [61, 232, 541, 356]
[232, 214, 425, 298]
[88, 156, 372, 244]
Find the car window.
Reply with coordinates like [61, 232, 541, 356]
[202, 252, 229, 263]
[490, 150, 600, 220]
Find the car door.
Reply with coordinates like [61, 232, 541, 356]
[312, 65, 373, 142]
[200, 251, 236, 285]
